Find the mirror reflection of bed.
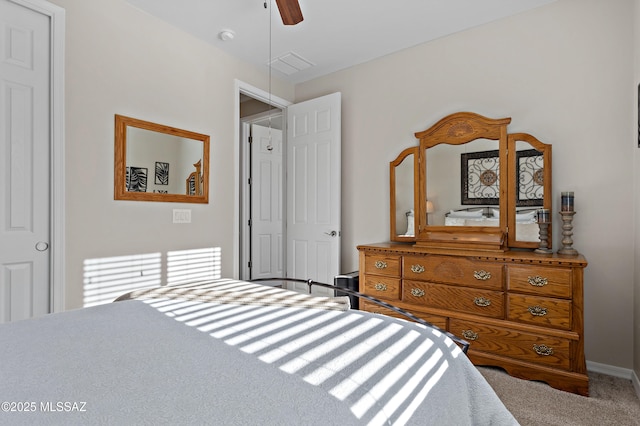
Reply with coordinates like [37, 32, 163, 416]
[444, 207, 540, 242]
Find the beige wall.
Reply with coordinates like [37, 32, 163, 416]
[297, 0, 636, 369]
[50, 0, 294, 309]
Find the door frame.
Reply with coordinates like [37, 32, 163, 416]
[240, 110, 283, 280]
[8, 0, 65, 313]
[234, 80, 290, 279]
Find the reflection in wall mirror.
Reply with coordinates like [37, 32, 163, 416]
[390, 147, 418, 242]
[507, 133, 552, 248]
[114, 115, 210, 203]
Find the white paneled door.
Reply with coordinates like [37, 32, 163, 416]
[250, 124, 284, 280]
[286, 92, 341, 295]
[0, 0, 53, 322]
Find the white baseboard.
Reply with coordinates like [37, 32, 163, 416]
[586, 360, 640, 399]
[586, 360, 633, 379]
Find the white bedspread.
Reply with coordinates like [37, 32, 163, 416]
[444, 217, 539, 242]
[0, 279, 518, 425]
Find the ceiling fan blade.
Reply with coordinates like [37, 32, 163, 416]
[275, 0, 303, 25]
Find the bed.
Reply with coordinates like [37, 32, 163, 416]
[0, 278, 517, 425]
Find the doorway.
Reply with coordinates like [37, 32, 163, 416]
[234, 81, 341, 294]
[235, 81, 290, 282]
[240, 101, 284, 280]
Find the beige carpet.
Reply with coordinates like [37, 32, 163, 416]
[478, 367, 640, 425]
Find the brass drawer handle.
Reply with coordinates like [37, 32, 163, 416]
[533, 344, 554, 356]
[411, 288, 425, 297]
[528, 306, 548, 317]
[410, 264, 425, 274]
[474, 270, 491, 281]
[374, 260, 388, 269]
[462, 330, 478, 341]
[528, 276, 548, 287]
[374, 283, 388, 291]
[474, 297, 491, 307]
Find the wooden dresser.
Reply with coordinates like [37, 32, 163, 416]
[358, 242, 588, 396]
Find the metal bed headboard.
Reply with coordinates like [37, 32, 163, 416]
[250, 277, 470, 354]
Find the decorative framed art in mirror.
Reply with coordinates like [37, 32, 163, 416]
[507, 132, 552, 248]
[514, 148, 544, 207]
[114, 115, 210, 203]
[460, 149, 500, 206]
[459, 147, 544, 207]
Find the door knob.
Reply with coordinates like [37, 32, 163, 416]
[35, 242, 49, 252]
[325, 231, 337, 237]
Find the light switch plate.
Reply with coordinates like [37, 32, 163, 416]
[173, 209, 191, 223]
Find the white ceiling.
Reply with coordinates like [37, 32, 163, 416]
[125, 0, 556, 84]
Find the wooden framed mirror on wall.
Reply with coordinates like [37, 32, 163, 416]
[114, 115, 210, 203]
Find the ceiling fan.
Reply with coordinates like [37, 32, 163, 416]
[275, 0, 304, 25]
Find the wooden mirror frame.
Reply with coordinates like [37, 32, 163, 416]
[390, 146, 419, 242]
[114, 115, 210, 203]
[388, 112, 554, 251]
[507, 132, 552, 249]
[414, 112, 511, 251]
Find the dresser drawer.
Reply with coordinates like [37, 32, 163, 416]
[403, 280, 504, 319]
[364, 254, 401, 277]
[450, 319, 571, 370]
[362, 276, 400, 300]
[360, 301, 448, 330]
[404, 255, 503, 290]
[508, 294, 571, 330]
[507, 265, 571, 298]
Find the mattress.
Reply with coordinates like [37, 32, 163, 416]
[0, 279, 518, 425]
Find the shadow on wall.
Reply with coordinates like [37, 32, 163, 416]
[83, 247, 222, 307]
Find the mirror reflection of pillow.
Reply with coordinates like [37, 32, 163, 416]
[445, 217, 466, 226]
[516, 210, 537, 223]
[492, 209, 537, 223]
[448, 209, 483, 218]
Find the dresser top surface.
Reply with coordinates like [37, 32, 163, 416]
[357, 242, 587, 267]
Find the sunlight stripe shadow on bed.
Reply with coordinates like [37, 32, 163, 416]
[140, 286, 472, 425]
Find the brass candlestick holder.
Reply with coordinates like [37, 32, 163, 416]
[558, 211, 578, 256]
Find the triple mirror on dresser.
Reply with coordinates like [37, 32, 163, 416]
[390, 111, 552, 250]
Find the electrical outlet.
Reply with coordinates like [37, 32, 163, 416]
[172, 209, 191, 224]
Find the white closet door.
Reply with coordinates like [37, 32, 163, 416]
[0, 0, 52, 322]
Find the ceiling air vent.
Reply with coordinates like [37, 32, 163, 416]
[268, 51, 314, 75]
